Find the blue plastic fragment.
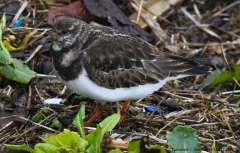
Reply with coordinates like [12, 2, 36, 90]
[13, 18, 22, 28]
[148, 105, 164, 113]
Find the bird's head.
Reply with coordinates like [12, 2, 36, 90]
[35, 18, 88, 51]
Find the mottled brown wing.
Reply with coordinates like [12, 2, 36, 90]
[84, 28, 208, 89]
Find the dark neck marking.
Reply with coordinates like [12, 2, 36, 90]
[51, 46, 83, 81]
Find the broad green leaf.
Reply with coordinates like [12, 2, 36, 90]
[0, 49, 13, 64]
[128, 136, 165, 153]
[45, 129, 88, 152]
[73, 104, 85, 139]
[31, 109, 43, 122]
[44, 129, 88, 152]
[85, 113, 120, 153]
[110, 148, 123, 153]
[167, 126, 201, 153]
[0, 58, 35, 84]
[99, 113, 120, 135]
[85, 129, 95, 146]
[86, 125, 103, 153]
[3, 144, 34, 152]
[34, 143, 59, 153]
[200, 64, 240, 90]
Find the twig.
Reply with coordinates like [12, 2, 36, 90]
[7, 27, 52, 31]
[27, 85, 32, 109]
[164, 109, 193, 119]
[136, 0, 143, 23]
[35, 74, 56, 78]
[156, 118, 178, 136]
[34, 85, 44, 103]
[212, 1, 240, 18]
[12, 113, 57, 143]
[188, 122, 222, 127]
[24, 45, 43, 64]
[131, 116, 164, 122]
[61, 86, 67, 94]
[144, 98, 164, 126]
[215, 136, 234, 142]
[32, 29, 48, 37]
[0, 121, 13, 133]
[0, 115, 56, 134]
[220, 110, 233, 133]
[9, 1, 28, 27]
[181, 7, 221, 40]
[100, 139, 129, 149]
[193, 2, 202, 19]
[163, 91, 195, 101]
[179, 41, 240, 46]
[220, 90, 240, 95]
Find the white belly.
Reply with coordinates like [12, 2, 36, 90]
[57, 67, 188, 102]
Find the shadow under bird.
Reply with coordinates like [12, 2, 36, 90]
[35, 18, 211, 126]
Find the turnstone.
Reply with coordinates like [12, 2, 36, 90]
[37, 18, 211, 126]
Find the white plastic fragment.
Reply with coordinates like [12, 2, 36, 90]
[44, 98, 63, 104]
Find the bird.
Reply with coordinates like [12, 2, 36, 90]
[36, 18, 211, 126]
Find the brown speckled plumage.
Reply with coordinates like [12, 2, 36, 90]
[38, 18, 211, 91]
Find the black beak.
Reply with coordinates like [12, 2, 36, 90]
[33, 35, 54, 45]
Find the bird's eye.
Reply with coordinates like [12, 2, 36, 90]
[61, 29, 69, 34]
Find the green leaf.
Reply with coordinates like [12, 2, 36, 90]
[45, 129, 88, 152]
[110, 148, 123, 153]
[3, 144, 34, 152]
[167, 126, 201, 153]
[86, 125, 103, 153]
[85, 114, 120, 153]
[73, 104, 85, 139]
[51, 118, 62, 128]
[149, 145, 167, 153]
[0, 49, 13, 64]
[0, 15, 6, 30]
[6, 27, 18, 35]
[2, 29, 38, 51]
[42, 0, 53, 2]
[99, 113, 120, 135]
[201, 64, 240, 90]
[18, 29, 38, 49]
[0, 58, 35, 84]
[34, 143, 59, 153]
[128, 137, 141, 153]
[212, 139, 216, 153]
[85, 129, 95, 146]
[199, 70, 221, 90]
[31, 109, 43, 122]
[128, 136, 166, 153]
[0, 15, 12, 64]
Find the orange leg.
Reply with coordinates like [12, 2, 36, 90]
[120, 100, 130, 122]
[84, 103, 107, 127]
